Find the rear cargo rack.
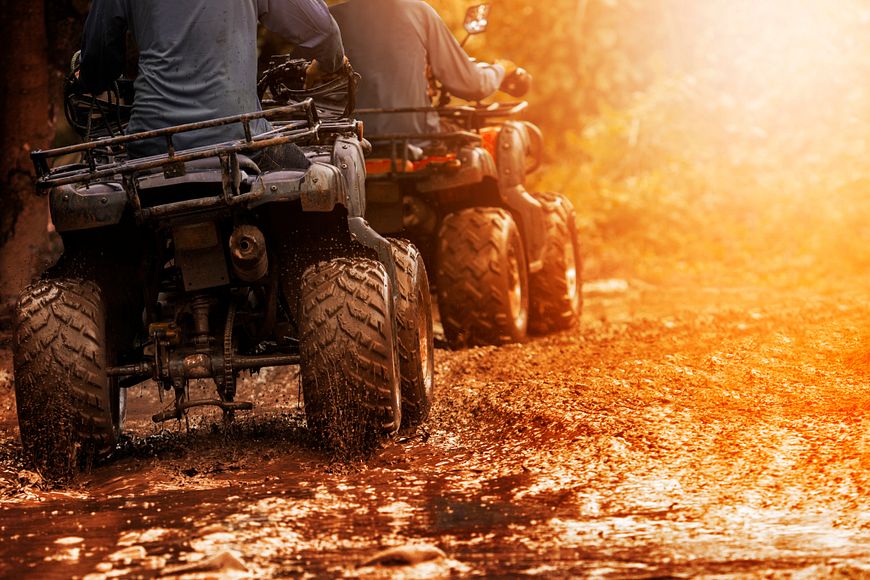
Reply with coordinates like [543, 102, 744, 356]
[366, 131, 481, 175]
[354, 101, 528, 173]
[31, 100, 321, 189]
[355, 101, 527, 130]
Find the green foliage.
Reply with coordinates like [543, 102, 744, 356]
[305, 2, 870, 283]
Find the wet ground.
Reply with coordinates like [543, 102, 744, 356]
[0, 280, 868, 578]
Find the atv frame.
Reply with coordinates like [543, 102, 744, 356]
[16, 93, 431, 478]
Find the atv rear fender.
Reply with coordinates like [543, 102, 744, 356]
[331, 136, 367, 218]
[49, 182, 128, 233]
[495, 121, 547, 273]
[49, 137, 368, 232]
[416, 146, 497, 193]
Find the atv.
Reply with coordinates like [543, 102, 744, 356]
[356, 4, 583, 349]
[14, 59, 434, 479]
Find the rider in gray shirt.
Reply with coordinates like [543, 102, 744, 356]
[80, 0, 345, 161]
[330, 0, 505, 138]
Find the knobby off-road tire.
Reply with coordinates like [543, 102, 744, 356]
[299, 258, 401, 454]
[529, 192, 584, 334]
[437, 207, 529, 348]
[13, 279, 122, 480]
[388, 239, 435, 429]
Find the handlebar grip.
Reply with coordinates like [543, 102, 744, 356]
[500, 67, 532, 98]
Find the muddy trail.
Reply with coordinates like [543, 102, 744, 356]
[0, 280, 868, 578]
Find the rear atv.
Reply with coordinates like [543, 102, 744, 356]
[356, 4, 583, 349]
[360, 109, 583, 349]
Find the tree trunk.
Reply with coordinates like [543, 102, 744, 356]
[0, 1, 54, 327]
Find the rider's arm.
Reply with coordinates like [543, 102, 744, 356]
[257, 0, 345, 73]
[420, 3, 505, 101]
[80, 0, 128, 94]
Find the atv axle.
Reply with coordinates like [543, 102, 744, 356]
[152, 399, 255, 423]
[107, 353, 301, 380]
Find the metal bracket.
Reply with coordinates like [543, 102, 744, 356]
[347, 216, 400, 307]
[219, 152, 242, 202]
[152, 399, 254, 423]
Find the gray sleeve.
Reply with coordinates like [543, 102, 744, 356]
[256, 0, 345, 73]
[419, 3, 505, 101]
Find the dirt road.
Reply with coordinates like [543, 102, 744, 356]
[0, 280, 868, 578]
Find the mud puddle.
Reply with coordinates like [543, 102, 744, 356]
[0, 281, 869, 578]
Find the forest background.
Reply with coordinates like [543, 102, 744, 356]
[2, 0, 870, 323]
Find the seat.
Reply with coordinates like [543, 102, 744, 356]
[137, 154, 260, 191]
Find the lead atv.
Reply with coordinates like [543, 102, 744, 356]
[357, 4, 583, 349]
[14, 60, 434, 479]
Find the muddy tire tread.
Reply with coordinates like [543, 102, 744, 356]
[300, 258, 400, 450]
[14, 279, 115, 479]
[437, 207, 528, 348]
[529, 192, 584, 334]
[388, 239, 434, 428]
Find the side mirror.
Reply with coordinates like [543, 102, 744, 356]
[463, 4, 491, 36]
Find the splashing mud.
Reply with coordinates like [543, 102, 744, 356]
[0, 282, 868, 577]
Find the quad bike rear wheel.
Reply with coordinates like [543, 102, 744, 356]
[13, 279, 124, 480]
[299, 258, 401, 453]
[388, 239, 435, 429]
[437, 207, 529, 348]
[529, 192, 583, 334]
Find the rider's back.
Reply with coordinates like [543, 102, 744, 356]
[331, 0, 503, 138]
[82, 0, 344, 158]
[125, 0, 264, 155]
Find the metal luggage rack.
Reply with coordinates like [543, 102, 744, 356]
[365, 131, 482, 175]
[356, 101, 527, 132]
[30, 99, 348, 190]
[355, 101, 528, 173]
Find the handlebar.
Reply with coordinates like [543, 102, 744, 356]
[499, 67, 532, 99]
[258, 55, 360, 119]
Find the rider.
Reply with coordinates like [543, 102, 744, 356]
[79, 0, 346, 167]
[330, 0, 509, 140]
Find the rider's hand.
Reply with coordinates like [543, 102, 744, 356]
[305, 56, 349, 89]
[67, 50, 87, 93]
[494, 59, 517, 76]
[500, 67, 532, 98]
[70, 50, 82, 76]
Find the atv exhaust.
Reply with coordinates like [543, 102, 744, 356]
[229, 225, 269, 282]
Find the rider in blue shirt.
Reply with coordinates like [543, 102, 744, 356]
[331, 0, 506, 138]
[80, 0, 345, 165]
